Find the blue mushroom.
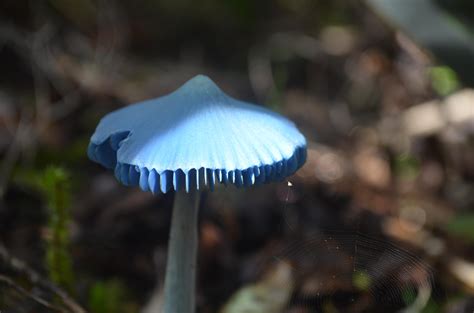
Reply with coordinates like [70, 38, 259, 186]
[87, 74, 307, 313]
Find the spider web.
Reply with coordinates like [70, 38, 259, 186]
[272, 181, 439, 312]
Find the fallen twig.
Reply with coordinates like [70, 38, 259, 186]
[0, 274, 66, 312]
[0, 244, 86, 313]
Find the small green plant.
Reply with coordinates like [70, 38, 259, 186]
[445, 214, 474, 242]
[402, 287, 417, 306]
[39, 166, 75, 294]
[352, 270, 372, 291]
[429, 66, 460, 96]
[88, 280, 136, 313]
[394, 154, 420, 181]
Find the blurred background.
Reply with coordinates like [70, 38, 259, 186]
[0, 0, 473, 312]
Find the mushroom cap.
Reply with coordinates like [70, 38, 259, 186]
[88, 75, 306, 193]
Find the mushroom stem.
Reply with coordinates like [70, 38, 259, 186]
[163, 190, 201, 313]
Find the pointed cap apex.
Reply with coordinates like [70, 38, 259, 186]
[182, 74, 219, 91]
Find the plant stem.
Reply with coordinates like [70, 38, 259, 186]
[162, 190, 201, 313]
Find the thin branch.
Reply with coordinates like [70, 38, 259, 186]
[0, 274, 67, 312]
[0, 244, 87, 313]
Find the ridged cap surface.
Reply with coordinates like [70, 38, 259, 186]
[88, 75, 306, 193]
